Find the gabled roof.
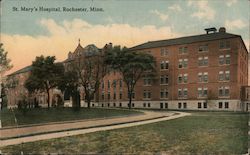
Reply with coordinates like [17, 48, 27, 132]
[64, 43, 101, 62]
[8, 66, 32, 77]
[129, 32, 241, 51]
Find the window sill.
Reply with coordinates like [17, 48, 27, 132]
[219, 48, 231, 51]
[160, 84, 169, 86]
[143, 85, 152, 87]
[218, 96, 230, 98]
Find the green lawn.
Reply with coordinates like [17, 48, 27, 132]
[1, 111, 248, 154]
[0, 107, 141, 127]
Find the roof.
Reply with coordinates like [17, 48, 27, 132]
[8, 66, 32, 77]
[129, 32, 241, 51]
[64, 43, 101, 62]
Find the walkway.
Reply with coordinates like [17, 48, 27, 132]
[0, 110, 190, 147]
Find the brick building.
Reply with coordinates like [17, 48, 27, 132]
[6, 66, 63, 108]
[96, 27, 249, 111]
[6, 27, 249, 111]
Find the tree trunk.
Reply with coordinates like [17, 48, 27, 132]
[129, 93, 132, 109]
[87, 99, 91, 108]
[46, 89, 50, 108]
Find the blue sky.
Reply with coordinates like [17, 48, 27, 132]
[1, 0, 249, 72]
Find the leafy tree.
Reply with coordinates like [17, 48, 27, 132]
[0, 43, 12, 75]
[69, 46, 107, 108]
[25, 55, 65, 108]
[105, 46, 156, 109]
[0, 43, 12, 109]
[57, 70, 81, 108]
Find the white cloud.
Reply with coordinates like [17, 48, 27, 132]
[225, 19, 247, 30]
[2, 19, 180, 73]
[168, 4, 182, 12]
[150, 10, 169, 21]
[188, 0, 215, 20]
[226, 0, 237, 7]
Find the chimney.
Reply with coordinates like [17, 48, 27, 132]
[204, 27, 217, 34]
[219, 27, 226, 33]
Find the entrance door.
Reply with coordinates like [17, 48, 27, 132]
[160, 102, 163, 109]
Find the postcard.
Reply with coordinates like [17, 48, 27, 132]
[0, 0, 249, 154]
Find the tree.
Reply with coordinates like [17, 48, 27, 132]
[0, 43, 12, 109]
[57, 70, 80, 108]
[0, 43, 12, 75]
[68, 45, 107, 108]
[105, 46, 156, 109]
[25, 55, 65, 108]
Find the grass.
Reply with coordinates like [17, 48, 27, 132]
[0, 107, 141, 127]
[1, 111, 248, 154]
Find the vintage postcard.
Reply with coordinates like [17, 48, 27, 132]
[0, 0, 249, 154]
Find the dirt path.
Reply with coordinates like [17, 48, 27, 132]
[0, 111, 190, 147]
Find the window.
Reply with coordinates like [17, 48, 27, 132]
[203, 102, 207, 108]
[165, 103, 168, 109]
[101, 81, 104, 89]
[178, 88, 188, 98]
[225, 102, 229, 108]
[218, 71, 230, 81]
[219, 55, 231, 65]
[198, 88, 203, 97]
[108, 80, 111, 89]
[178, 74, 182, 83]
[203, 72, 208, 82]
[119, 92, 122, 99]
[143, 103, 146, 107]
[113, 103, 116, 107]
[108, 92, 111, 100]
[113, 80, 116, 89]
[160, 89, 168, 98]
[183, 88, 188, 97]
[101, 93, 105, 100]
[161, 48, 168, 56]
[225, 55, 231, 64]
[219, 55, 224, 65]
[143, 90, 151, 99]
[198, 44, 208, 52]
[132, 103, 135, 107]
[218, 86, 230, 97]
[219, 102, 223, 108]
[198, 102, 202, 108]
[178, 102, 182, 109]
[225, 86, 230, 96]
[198, 56, 208, 67]
[178, 59, 188, 68]
[178, 74, 188, 84]
[178, 88, 182, 97]
[128, 92, 135, 99]
[143, 76, 152, 86]
[119, 80, 123, 88]
[219, 71, 224, 81]
[183, 59, 188, 68]
[179, 47, 188, 54]
[148, 103, 151, 107]
[183, 102, 187, 109]
[198, 87, 208, 98]
[119, 103, 122, 107]
[225, 71, 230, 81]
[160, 61, 169, 70]
[219, 40, 230, 49]
[160, 75, 169, 85]
[113, 92, 116, 100]
[183, 74, 188, 83]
